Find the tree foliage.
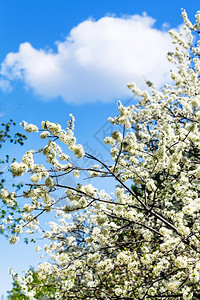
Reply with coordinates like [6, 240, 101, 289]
[0, 119, 27, 188]
[0, 119, 27, 238]
[7, 268, 56, 300]
[5, 10, 200, 300]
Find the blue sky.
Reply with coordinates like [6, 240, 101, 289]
[0, 0, 199, 296]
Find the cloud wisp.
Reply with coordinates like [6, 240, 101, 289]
[0, 14, 176, 104]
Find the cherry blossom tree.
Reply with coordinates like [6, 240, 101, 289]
[4, 9, 200, 300]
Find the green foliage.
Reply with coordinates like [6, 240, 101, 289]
[7, 268, 56, 299]
[7, 279, 29, 300]
[0, 119, 27, 238]
[0, 119, 27, 189]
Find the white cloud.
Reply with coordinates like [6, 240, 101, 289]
[0, 78, 11, 92]
[0, 14, 177, 104]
